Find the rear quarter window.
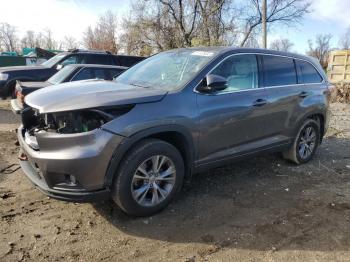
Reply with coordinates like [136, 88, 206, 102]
[296, 60, 323, 83]
[263, 55, 297, 87]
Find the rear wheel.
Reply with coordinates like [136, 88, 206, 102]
[283, 119, 320, 164]
[111, 139, 184, 216]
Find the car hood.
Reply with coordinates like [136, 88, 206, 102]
[25, 80, 168, 113]
[0, 65, 46, 73]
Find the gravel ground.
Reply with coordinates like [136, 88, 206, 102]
[0, 99, 350, 262]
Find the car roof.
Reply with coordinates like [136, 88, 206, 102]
[166, 46, 316, 64]
[65, 64, 128, 70]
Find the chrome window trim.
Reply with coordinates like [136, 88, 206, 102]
[193, 52, 325, 96]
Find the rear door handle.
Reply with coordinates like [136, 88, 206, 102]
[299, 91, 309, 98]
[252, 98, 267, 107]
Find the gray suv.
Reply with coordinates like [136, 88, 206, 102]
[18, 47, 333, 216]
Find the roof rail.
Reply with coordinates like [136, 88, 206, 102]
[68, 49, 112, 54]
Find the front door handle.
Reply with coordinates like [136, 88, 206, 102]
[299, 91, 309, 98]
[252, 98, 267, 107]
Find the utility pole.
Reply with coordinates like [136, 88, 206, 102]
[262, 0, 267, 48]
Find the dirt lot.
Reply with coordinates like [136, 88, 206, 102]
[0, 99, 350, 262]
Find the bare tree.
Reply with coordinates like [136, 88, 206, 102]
[83, 10, 118, 53]
[240, 0, 310, 47]
[43, 29, 58, 50]
[158, 0, 199, 47]
[196, 0, 236, 46]
[83, 26, 95, 49]
[20, 30, 36, 49]
[34, 32, 45, 48]
[120, 0, 238, 55]
[0, 23, 18, 52]
[339, 28, 350, 50]
[119, 1, 179, 54]
[62, 36, 79, 50]
[307, 34, 332, 69]
[269, 38, 294, 51]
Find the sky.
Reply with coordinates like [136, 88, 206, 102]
[0, 0, 349, 54]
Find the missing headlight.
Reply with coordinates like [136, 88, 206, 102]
[49, 110, 109, 134]
[22, 105, 134, 135]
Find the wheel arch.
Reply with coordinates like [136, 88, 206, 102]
[296, 110, 326, 143]
[104, 125, 195, 188]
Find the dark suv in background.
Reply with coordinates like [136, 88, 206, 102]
[18, 47, 333, 216]
[0, 49, 144, 98]
[11, 64, 127, 114]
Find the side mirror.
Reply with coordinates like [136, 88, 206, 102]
[56, 64, 63, 70]
[197, 74, 228, 93]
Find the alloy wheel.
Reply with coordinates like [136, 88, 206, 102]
[298, 126, 316, 159]
[131, 155, 176, 207]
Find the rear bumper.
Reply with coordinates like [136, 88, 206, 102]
[17, 125, 124, 202]
[10, 99, 23, 114]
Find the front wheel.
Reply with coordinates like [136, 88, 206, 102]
[111, 139, 184, 216]
[283, 119, 320, 164]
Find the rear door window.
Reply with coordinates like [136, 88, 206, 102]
[296, 60, 323, 83]
[263, 55, 297, 87]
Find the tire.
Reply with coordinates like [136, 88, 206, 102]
[283, 118, 320, 165]
[111, 139, 185, 216]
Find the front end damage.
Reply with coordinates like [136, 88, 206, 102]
[18, 106, 129, 202]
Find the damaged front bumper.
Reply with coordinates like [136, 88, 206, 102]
[18, 125, 124, 202]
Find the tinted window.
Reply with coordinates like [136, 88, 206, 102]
[116, 56, 144, 67]
[211, 54, 258, 92]
[263, 56, 297, 86]
[72, 68, 115, 81]
[93, 69, 107, 79]
[297, 60, 323, 83]
[71, 68, 93, 81]
[87, 54, 114, 65]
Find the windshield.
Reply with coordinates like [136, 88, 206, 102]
[116, 50, 217, 91]
[42, 53, 67, 67]
[47, 65, 76, 84]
